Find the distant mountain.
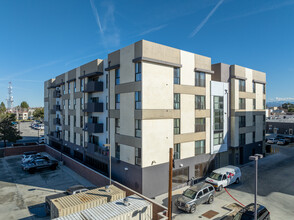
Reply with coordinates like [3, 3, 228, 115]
[266, 101, 294, 107]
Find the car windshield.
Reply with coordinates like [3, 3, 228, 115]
[209, 172, 222, 181]
[183, 189, 197, 199]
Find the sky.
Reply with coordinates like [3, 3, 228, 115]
[0, 0, 294, 107]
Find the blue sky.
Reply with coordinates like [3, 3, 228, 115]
[0, 0, 294, 107]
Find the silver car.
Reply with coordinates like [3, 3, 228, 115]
[175, 183, 215, 213]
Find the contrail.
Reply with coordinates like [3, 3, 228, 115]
[89, 0, 104, 34]
[189, 0, 224, 38]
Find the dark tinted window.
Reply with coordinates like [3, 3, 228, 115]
[209, 186, 214, 191]
[197, 191, 203, 198]
[222, 175, 227, 180]
[203, 188, 209, 194]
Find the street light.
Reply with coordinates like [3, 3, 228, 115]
[103, 143, 111, 186]
[249, 154, 263, 220]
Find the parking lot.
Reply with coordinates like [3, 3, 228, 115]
[154, 143, 294, 219]
[0, 153, 95, 220]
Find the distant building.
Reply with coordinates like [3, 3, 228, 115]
[266, 117, 294, 136]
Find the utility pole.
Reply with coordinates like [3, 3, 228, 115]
[249, 154, 263, 220]
[168, 148, 173, 220]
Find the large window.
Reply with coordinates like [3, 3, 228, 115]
[68, 115, 70, 126]
[263, 84, 266, 94]
[174, 93, 180, 109]
[239, 133, 245, 145]
[68, 100, 71, 109]
[253, 99, 256, 110]
[68, 82, 70, 94]
[239, 116, 246, 128]
[263, 100, 266, 109]
[214, 96, 224, 146]
[73, 99, 76, 109]
[195, 72, 205, 87]
[239, 79, 245, 92]
[80, 79, 84, 92]
[115, 94, 120, 109]
[135, 119, 141, 138]
[80, 116, 83, 128]
[195, 118, 205, 132]
[115, 118, 120, 134]
[239, 98, 246, 109]
[253, 115, 256, 126]
[174, 118, 180, 135]
[74, 81, 76, 92]
[115, 68, 120, 85]
[115, 143, 120, 160]
[135, 148, 141, 166]
[252, 82, 256, 93]
[135, 62, 142, 81]
[174, 68, 180, 84]
[195, 140, 205, 155]
[81, 98, 84, 109]
[253, 132, 256, 142]
[106, 74, 108, 89]
[174, 144, 180, 160]
[135, 91, 141, 109]
[195, 95, 205, 109]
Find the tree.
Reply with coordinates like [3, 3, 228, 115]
[0, 113, 22, 147]
[0, 102, 6, 113]
[20, 101, 29, 109]
[33, 108, 44, 121]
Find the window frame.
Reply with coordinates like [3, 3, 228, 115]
[174, 118, 180, 135]
[195, 95, 206, 110]
[174, 93, 180, 109]
[115, 94, 120, 110]
[195, 118, 206, 132]
[135, 119, 141, 138]
[239, 79, 246, 92]
[115, 68, 120, 85]
[135, 62, 142, 82]
[135, 91, 142, 110]
[239, 98, 246, 109]
[195, 140, 205, 155]
[195, 72, 206, 87]
[174, 143, 181, 160]
[174, 68, 180, 84]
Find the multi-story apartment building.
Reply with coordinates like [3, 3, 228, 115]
[45, 40, 266, 198]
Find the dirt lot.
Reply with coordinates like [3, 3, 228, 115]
[0, 154, 95, 220]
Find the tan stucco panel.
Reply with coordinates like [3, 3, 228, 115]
[239, 92, 256, 99]
[194, 54, 211, 70]
[108, 50, 120, 66]
[80, 59, 101, 75]
[174, 132, 206, 144]
[195, 110, 210, 118]
[253, 70, 266, 82]
[141, 109, 180, 119]
[231, 65, 246, 79]
[120, 92, 135, 136]
[120, 44, 135, 84]
[174, 85, 206, 95]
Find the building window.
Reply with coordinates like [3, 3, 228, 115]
[214, 96, 224, 131]
[115, 143, 120, 160]
[195, 95, 205, 109]
[263, 100, 266, 109]
[174, 68, 180, 84]
[62, 84, 65, 94]
[135, 91, 142, 109]
[115, 94, 120, 109]
[106, 96, 108, 110]
[63, 100, 65, 109]
[239, 98, 246, 109]
[135, 119, 141, 138]
[195, 140, 205, 155]
[135, 148, 141, 166]
[74, 132, 76, 144]
[174, 118, 180, 135]
[239, 79, 246, 92]
[74, 99, 76, 109]
[115, 68, 120, 85]
[135, 62, 142, 81]
[195, 118, 205, 132]
[239, 116, 246, 128]
[68, 115, 70, 126]
[81, 98, 84, 109]
[80, 79, 84, 91]
[68, 131, 70, 142]
[80, 134, 83, 146]
[74, 116, 76, 127]
[195, 72, 205, 87]
[263, 84, 266, 94]
[68, 82, 70, 94]
[115, 118, 120, 134]
[74, 81, 76, 92]
[253, 82, 256, 93]
[80, 116, 83, 128]
[253, 115, 256, 126]
[253, 132, 255, 142]
[68, 100, 71, 109]
[289, 128, 293, 135]
[174, 93, 180, 109]
[253, 99, 256, 110]
[213, 132, 223, 145]
[174, 144, 180, 159]
[239, 133, 246, 145]
[106, 74, 108, 89]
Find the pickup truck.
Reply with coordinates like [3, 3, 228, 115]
[22, 158, 58, 173]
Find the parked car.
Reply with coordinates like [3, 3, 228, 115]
[21, 151, 39, 163]
[22, 152, 49, 164]
[277, 139, 287, 145]
[205, 165, 241, 191]
[175, 183, 215, 213]
[233, 203, 270, 220]
[22, 158, 58, 173]
[266, 138, 278, 144]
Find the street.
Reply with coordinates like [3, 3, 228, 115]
[154, 144, 294, 219]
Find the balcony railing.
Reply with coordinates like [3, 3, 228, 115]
[53, 90, 61, 98]
[85, 122, 103, 133]
[84, 81, 103, 93]
[84, 102, 103, 113]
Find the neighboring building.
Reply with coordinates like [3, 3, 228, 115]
[45, 40, 266, 198]
[266, 117, 294, 136]
[18, 111, 28, 120]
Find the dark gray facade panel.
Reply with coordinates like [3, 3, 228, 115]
[266, 122, 294, 135]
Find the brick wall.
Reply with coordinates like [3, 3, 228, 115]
[4, 145, 46, 157]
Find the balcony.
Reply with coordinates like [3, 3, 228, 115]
[53, 118, 61, 125]
[84, 81, 103, 93]
[84, 102, 103, 113]
[86, 142, 109, 157]
[85, 123, 103, 133]
[53, 90, 61, 98]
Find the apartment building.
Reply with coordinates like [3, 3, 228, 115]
[45, 40, 266, 198]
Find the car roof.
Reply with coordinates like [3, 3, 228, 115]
[189, 183, 213, 192]
[213, 166, 239, 174]
[241, 203, 265, 215]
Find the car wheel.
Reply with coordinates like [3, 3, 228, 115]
[50, 165, 57, 170]
[218, 185, 223, 191]
[28, 169, 35, 174]
[208, 195, 214, 204]
[190, 204, 196, 213]
[235, 178, 240, 184]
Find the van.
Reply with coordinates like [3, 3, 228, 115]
[205, 165, 241, 191]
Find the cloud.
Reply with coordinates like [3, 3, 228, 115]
[189, 0, 225, 38]
[218, 0, 294, 23]
[65, 52, 103, 66]
[137, 24, 167, 37]
[90, 0, 104, 34]
[271, 97, 294, 102]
